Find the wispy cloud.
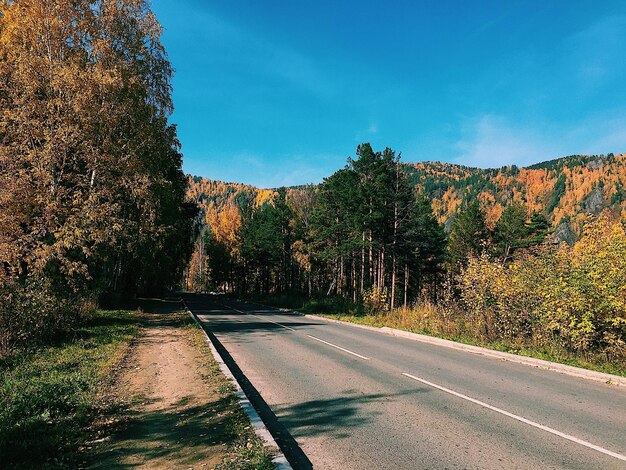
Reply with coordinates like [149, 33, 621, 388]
[180, 5, 335, 100]
[453, 113, 626, 169]
[560, 15, 626, 91]
[453, 115, 560, 168]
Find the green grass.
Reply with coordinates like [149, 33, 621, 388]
[0, 309, 140, 468]
[250, 294, 626, 378]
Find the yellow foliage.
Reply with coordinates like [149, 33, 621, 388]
[206, 204, 242, 253]
[458, 213, 626, 358]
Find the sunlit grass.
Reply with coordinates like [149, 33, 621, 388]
[0, 309, 139, 468]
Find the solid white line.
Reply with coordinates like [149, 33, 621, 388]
[307, 335, 370, 360]
[402, 372, 626, 462]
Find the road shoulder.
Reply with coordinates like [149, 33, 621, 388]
[91, 303, 274, 469]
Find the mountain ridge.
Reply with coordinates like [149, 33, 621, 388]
[188, 152, 626, 241]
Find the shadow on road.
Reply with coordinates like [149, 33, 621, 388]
[275, 388, 430, 440]
[208, 329, 314, 469]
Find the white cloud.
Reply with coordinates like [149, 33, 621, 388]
[453, 115, 561, 168]
[453, 114, 626, 169]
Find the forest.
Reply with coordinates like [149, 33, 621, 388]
[187, 147, 626, 365]
[0, 0, 195, 354]
[1, 0, 624, 367]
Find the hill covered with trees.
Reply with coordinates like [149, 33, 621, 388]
[189, 152, 626, 242]
[406, 153, 626, 237]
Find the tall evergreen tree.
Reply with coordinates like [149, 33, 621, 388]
[493, 202, 529, 262]
[448, 201, 489, 269]
[405, 195, 447, 302]
[527, 211, 550, 246]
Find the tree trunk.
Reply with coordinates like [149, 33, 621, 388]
[391, 253, 396, 310]
[369, 228, 373, 286]
[361, 231, 365, 292]
[403, 264, 409, 310]
[352, 257, 357, 303]
[339, 256, 344, 296]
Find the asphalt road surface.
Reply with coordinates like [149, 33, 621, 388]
[183, 294, 626, 470]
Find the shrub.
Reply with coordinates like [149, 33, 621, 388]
[0, 276, 94, 355]
[362, 286, 389, 314]
[458, 213, 626, 360]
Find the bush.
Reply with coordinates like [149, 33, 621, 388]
[362, 286, 389, 315]
[458, 214, 626, 360]
[0, 276, 94, 355]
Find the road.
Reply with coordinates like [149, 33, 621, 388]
[183, 294, 626, 469]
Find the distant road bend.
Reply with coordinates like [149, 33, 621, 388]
[183, 294, 626, 469]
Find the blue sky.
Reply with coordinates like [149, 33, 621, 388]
[152, 0, 626, 187]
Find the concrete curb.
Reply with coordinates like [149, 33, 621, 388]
[383, 327, 626, 386]
[302, 313, 625, 387]
[244, 303, 625, 388]
[181, 299, 292, 470]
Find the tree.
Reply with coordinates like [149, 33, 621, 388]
[448, 201, 489, 269]
[405, 195, 447, 303]
[311, 168, 361, 296]
[0, 0, 194, 351]
[526, 211, 550, 246]
[493, 202, 529, 262]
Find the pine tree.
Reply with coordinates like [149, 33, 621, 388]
[526, 211, 550, 246]
[448, 201, 489, 269]
[493, 202, 529, 261]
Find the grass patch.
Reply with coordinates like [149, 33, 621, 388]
[251, 294, 626, 378]
[184, 315, 275, 469]
[0, 309, 139, 468]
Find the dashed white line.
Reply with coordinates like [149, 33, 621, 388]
[307, 335, 370, 360]
[402, 372, 626, 463]
[249, 313, 296, 331]
[221, 303, 369, 359]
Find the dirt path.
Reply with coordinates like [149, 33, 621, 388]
[93, 306, 231, 469]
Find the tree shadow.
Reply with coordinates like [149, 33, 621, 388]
[194, 317, 322, 336]
[91, 395, 237, 469]
[130, 298, 184, 315]
[204, 327, 314, 469]
[275, 388, 431, 440]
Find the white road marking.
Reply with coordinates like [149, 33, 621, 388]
[221, 303, 296, 331]
[402, 372, 626, 463]
[248, 313, 296, 331]
[222, 302, 369, 359]
[307, 335, 370, 360]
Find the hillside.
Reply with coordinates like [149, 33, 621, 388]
[187, 153, 626, 242]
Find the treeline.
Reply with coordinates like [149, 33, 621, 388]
[0, 1, 194, 353]
[189, 144, 550, 303]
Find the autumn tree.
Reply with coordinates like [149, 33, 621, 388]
[0, 0, 194, 351]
